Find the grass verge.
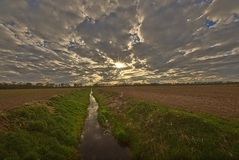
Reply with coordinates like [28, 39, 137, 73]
[94, 89, 239, 160]
[0, 88, 90, 160]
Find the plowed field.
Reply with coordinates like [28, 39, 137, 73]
[98, 85, 239, 118]
[0, 88, 77, 110]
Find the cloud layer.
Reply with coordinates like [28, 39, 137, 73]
[1, 0, 239, 85]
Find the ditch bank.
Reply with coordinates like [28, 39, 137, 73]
[80, 90, 129, 160]
[0, 89, 90, 160]
[94, 88, 239, 160]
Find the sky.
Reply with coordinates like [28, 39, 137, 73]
[0, 0, 239, 85]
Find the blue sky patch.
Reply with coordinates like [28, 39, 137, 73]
[205, 19, 216, 28]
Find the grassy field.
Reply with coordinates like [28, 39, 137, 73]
[0, 88, 90, 160]
[94, 88, 239, 160]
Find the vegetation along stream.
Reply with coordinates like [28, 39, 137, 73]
[80, 90, 129, 160]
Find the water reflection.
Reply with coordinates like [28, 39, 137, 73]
[80, 90, 130, 160]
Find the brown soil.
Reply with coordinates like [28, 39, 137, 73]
[97, 85, 239, 118]
[0, 88, 77, 111]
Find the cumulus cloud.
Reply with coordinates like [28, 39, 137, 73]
[0, 0, 238, 84]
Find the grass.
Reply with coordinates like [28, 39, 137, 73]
[0, 88, 90, 160]
[94, 89, 239, 160]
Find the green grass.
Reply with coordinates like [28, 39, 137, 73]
[94, 89, 239, 160]
[0, 88, 90, 160]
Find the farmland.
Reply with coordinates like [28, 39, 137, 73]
[0, 88, 78, 110]
[0, 85, 238, 159]
[97, 84, 239, 118]
[94, 85, 239, 159]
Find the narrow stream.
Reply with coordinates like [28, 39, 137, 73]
[80, 90, 130, 160]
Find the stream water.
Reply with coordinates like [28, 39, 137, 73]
[80, 90, 130, 160]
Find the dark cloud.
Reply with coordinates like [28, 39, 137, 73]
[0, 0, 238, 85]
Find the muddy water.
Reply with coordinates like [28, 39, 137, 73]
[80, 90, 130, 160]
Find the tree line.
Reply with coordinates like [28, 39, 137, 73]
[0, 82, 82, 89]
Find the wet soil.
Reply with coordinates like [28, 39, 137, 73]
[80, 91, 129, 160]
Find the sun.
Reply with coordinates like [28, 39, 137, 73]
[114, 62, 125, 69]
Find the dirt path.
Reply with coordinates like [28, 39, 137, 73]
[80, 91, 129, 160]
[97, 85, 239, 118]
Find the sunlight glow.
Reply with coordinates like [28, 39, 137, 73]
[114, 62, 125, 69]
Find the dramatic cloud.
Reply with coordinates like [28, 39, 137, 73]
[0, 0, 239, 85]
